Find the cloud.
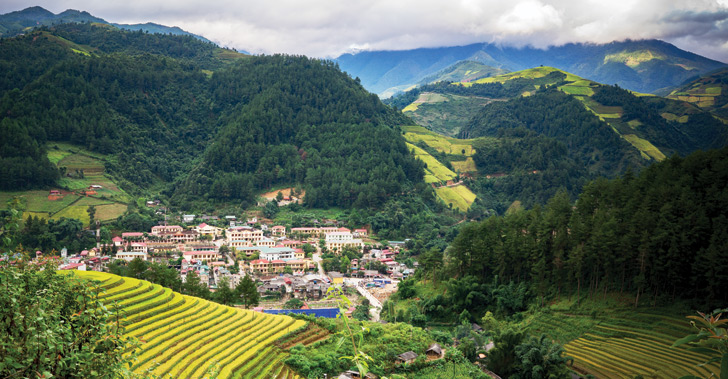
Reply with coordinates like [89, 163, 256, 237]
[1, 0, 728, 61]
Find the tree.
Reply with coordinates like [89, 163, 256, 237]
[215, 276, 236, 305]
[514, 334, 571, 379]
[183, 270, 210, 299]
[0, 202, 133, 379]
[284, 298, 304, 309]
[236, 275, 259, 309]
[263, 201, 279, 219]
[276, 191, 284, 202]
[87, 205, 96, 228]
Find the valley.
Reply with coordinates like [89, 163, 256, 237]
[1, 7, 728, 379]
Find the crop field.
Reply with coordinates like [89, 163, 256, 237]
[435, 185, 476, 212]
[406, 143, 456, 182]
[528, 305, 720, 378]
[623, 134, 666, 161]
[660, 112, 689, 123]
[451, 157, 477, 173]
[402, 92, 448, 112]
[74, 271, 309, 379]
[403, 125, 477, 156]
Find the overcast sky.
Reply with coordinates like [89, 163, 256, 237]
[3, 0, 728, 62]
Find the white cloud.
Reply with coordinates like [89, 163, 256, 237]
[1, 0, 728, 61]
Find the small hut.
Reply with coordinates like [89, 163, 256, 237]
[396, 351, 418, 364]
[426, 343, 443, 360]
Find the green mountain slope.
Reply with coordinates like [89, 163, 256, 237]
[0, 23, 422, 212]
[388, 66, 728, 213]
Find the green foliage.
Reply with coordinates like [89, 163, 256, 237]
[0, 261, 134, 378]
[236, 274, 259, 309]
[673, 309, 728, 379]
[283, 298, 304, 310]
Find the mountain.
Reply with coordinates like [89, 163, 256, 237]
[385, 66, 728, 213]
[336, 40, 726, 96]
[0, 23, 423, 213]
[0, 6, 211, 43]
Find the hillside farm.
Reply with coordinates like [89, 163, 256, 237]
[0, 143, 129, 227]
[73, 271, 311, 379]
[529, 307, 721, 378]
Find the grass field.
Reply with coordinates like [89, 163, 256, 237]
[435, 185, 477, 212]
[527, 299, 721, 378]
[73, 271, 309, 379]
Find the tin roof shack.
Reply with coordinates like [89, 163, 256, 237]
[396, 351, 418, 365]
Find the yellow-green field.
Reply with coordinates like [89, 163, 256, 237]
[73, 271, 310, 379]
[406, 143, 456, 182]
[435, 185, 476, 212]
[622, 134, 666, 161]
[603, 50, 668, 68]
[451, 157, 477, 173]
[660, 113, 689, 123]
[402, 125, 477, 156]
[402, 92, 448, 112]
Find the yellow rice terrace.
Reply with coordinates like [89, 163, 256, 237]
[75, 271, 308, 379]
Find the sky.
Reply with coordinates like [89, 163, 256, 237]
[3, 0, 728, 62]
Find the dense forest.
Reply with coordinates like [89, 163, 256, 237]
[425, 146, 728, 323]
[0, 24, 423, 210]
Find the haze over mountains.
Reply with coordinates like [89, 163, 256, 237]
[336, 40, 727, 97]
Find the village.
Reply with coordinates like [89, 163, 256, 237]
[55, 212, 415, 320]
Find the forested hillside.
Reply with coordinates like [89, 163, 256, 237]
[448, 146, 728, 312]
[0, 23, 423, 211]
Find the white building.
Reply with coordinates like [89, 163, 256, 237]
[325, 232, 364, 252]
[183, 214, 196, 223]
[116, 251, 148, 261]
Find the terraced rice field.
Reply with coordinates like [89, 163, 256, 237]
[406, 142, 456, 183]
[435, 185, 477, 212]
[403, 125, 477, 156]
[74, 271, 307, 379]
[530, 311, 720, 378]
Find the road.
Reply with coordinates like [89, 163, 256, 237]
[344, 277, 382, 322]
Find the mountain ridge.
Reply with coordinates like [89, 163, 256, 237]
[0, 6, 211, 43]
[337, 39, 726, 96]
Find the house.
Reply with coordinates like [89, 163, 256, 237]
[182, 250, 219, 262]
[271, 225, 286, 237]
[257, 237, 276, 247]
[353, 228, 368, 237]
[121, 232, 144, 241]
[183, 214, 196, 223]
[325, 231, 363, 253]
[257, 283, 282, 295]
[249, 259, 270, 274]
[227, 226, 263, 244]
[112, 236, 124, 247]
[426, 343, 443, 360]
[151, 225, 183, 235]
[116, 251, 148, 261]
[195, 223, 222, 238]
[396, 351, 418, 364]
